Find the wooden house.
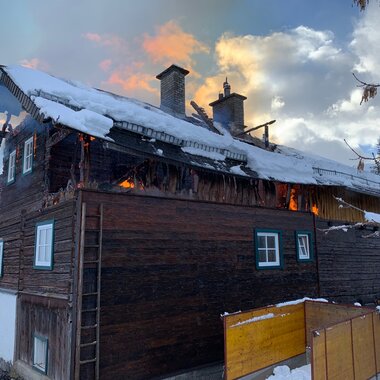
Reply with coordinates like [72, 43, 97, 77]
[0, 64, 379, 379]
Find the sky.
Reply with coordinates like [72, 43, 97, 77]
[1, 0, 380, 167]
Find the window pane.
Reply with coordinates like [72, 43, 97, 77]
[268, 250, 277, 263]
[258, 236, 266, 248]
[33, 336, 47, 372]
[298, 235, 310, 258]
[258, 250, 267, 263]
[267, 236, 275, 249]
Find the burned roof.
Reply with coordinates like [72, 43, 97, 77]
[1, 64, 380, 196]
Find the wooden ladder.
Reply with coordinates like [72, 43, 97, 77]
[75, 202, 104, 380]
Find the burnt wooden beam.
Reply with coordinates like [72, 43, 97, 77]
[46, 126, 73, 148]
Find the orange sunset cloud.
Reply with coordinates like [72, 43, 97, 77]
[142, 20, 209, 68]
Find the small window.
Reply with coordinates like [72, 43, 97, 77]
[34, 221, 54, 270]
[0, 240, 3, 277]
[255, 230, 282, 269]
[23, 136, 34, 174]
[33, 334, 48, 374]
[7, 150, 16, 183]
[296, 231, 313, 262]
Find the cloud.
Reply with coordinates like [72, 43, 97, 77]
[104, 62, 158, 95]
[83, 32, 128, 54]
[99, 59, 112, 72]
[19, 58, 49, 70]
[194, 20, 380, 166]
[351, 1, 380, 75]
[271, 96, 285, 111]
[142, 20, 209, 69]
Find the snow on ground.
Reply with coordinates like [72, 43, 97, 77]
[4, 65, 380, 194]
[266, 365, 311, 380]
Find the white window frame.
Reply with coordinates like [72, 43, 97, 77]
[0, 240, 3, 277]
[256, 231, 281, 268]
[7, 150, 16, 183]
[33, 334, 48, 374]
[296, 232, 312, 261]
[23, 136, 34, 174]
[34, 221, 54, 270]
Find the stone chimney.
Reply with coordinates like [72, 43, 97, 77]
[209, 78, 247, 136]
[156, 64, 189, 117]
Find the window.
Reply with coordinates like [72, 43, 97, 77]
[7, 150, 16, 183]
[296, 231, 313, 262]
[255, 230, 282, 269]
[23, 136, 33, 174]
[34, 221, 54, 270]
[0, 240, 3, 277]
[33, 334, 48, 374]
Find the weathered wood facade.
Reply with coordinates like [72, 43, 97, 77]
[0, 66, 379, 379]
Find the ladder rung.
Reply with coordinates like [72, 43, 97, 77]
[82, 308, 98, 313]
[82, 292, 98, 297]
[84, 260, 99, 264]
[81, 324, 97, 330]
[80, 358, 97, 365]
[80, 341, 97, 348]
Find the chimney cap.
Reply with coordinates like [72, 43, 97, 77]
[209, 93, 247, 107]
[156, 64, 190, 80]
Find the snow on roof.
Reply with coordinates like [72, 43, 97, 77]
[3, 65, 380, 195]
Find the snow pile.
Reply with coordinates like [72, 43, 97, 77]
[266, 365, 311, 380]
[364, 211, 380, 223]
[34, 97, 113, 139]
[4, 65, 380, 194]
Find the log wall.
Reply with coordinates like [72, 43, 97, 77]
[81, 190, 318, 379]
[1, 113, 48, 213]
[16, 294, 72, 380]
[316, 218, 380, 304]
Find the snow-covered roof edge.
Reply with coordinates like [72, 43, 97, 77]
[2, 65, 380, 196]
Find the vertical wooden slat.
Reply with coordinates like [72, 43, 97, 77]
[95, 203, 103, 380]
[325, 321, 354, 380]
[74, 202, 86, 380]
[351, 314, 376, 380]
[311, 328, 326, 380]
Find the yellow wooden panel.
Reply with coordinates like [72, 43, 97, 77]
[352, 314, 376, 380]
[325, 321, 354, 380]
[305, 301, 370, 347]
[311, 329, 326, 380]
[373, 312, 380, 374]
[224, 303, 305, 380]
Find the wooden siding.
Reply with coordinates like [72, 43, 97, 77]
[316, 218, 380, 304]
[80, 190, 318, 379]
[1, 113, 48, 213]
[19, 200, 77, 297]
[16, 293, 72, 380]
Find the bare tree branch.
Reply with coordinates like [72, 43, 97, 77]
[318, 196, 380, 237]
[352, 73, 380, 104]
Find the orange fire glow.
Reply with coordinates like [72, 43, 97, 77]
[311, 204, 319, 215]
[119, 179, 135, 189]
[288, 188, 298, 211]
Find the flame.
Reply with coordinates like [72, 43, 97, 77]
[90, 136, 96, 141]
[289, 188, 298, 211]
[119, 179, 135, 189]
[311, 204, 319, 215]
